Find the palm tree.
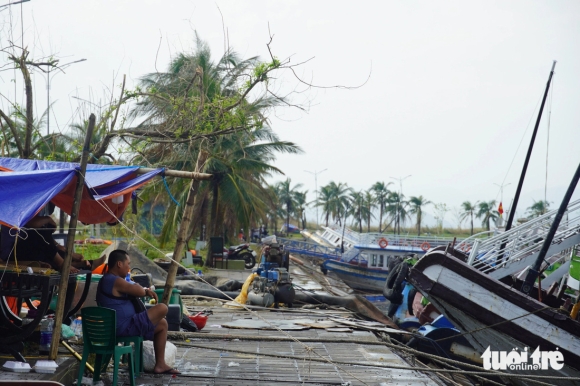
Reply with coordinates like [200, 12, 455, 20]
[317, 185, 334, 227]
[294, 190, 308, 229]
[363, 190, 376, 232]
[385, 191, 408, 234]
[276, 178, 304, 235]
[408, 195, 431, 236]
[527, 200, 550, 218]
[460, 201, 478, 235]
[477, 200, 499, 231]
[328, 181, 352, 226]
[371, 182, 392, 232]
[348, 191, 365, 233]
[131, 36, 302, 243]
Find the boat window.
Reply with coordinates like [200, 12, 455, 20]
[379, 255, 384, 267]
[371, 254, 377, 267]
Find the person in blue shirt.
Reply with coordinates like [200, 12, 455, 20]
[96, 249, 180, 375]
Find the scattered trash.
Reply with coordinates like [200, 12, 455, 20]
[78, 377, 104, 386]
[183, 362, 199, 370]
[3, 361, 31, 372]
[228, 362, 240, 367]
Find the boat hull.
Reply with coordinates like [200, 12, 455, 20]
[408, 250, 580, 384]
[323, 260, 389, 292]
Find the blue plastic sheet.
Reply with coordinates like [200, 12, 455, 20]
[0, 158, 163, 228]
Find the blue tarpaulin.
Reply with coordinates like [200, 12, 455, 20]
[0, 157, 163, 228]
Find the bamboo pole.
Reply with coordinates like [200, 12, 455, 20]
[49, 114, 95, 359]
[137, 167, 211, 180]
[161, 150, 209, 305]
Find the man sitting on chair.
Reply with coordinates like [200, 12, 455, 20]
[96, 249, 180, 375]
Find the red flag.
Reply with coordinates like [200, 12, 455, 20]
[498, 202, 504, 217]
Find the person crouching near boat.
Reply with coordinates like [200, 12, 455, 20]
[96, 249, 180, 375]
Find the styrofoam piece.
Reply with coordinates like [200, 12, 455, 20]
[33, 359, 58, 373]
[3, 361, 31, 372]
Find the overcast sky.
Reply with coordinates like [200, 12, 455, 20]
[2, 0, 579, 227]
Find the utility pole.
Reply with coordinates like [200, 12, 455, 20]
[390, 175, 411, 235]
[305, 169, 327, 228]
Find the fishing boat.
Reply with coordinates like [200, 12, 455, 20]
[407, 62, 580, 384]
[311, 225, 458, 292]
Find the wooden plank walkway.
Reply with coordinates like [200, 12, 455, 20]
[130, 306, 442, 386]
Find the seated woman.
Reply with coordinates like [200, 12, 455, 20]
[96, 249, 180, 375]
[0, 215, 105, 274]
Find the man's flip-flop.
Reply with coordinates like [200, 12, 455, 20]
[154, 368, 181, 375]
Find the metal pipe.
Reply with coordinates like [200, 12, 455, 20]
[504, 61, 557, 233]
[521, 159, 580, 294]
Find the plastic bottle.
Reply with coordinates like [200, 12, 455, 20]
[197, 269, 203, 278]
[39, 315, 54, 354]
[125, 273, 132, 282]
[72, 317, 83, 338]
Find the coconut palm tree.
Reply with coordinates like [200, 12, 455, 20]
[460, 201, 478, 235]
[317, 185, 334, 227]
[363, 190, 376, 232]
[409, 195, 432, 236]
[371, 181, 392, 232]
[348, 191, 365, 233]
[477, 200, 499, 232]
[527, 200, 550, 218]
[294, 190, 308, 229]
[385, 191, 408, 234]
[328, 181, 352, 226]
[276, 178, 304, 235]
[130, 35, 302, 244]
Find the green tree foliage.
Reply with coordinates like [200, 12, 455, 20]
[276, 178, 304, 234]
[460, 201, 478, 236]
[409, 195, 431, 236]
[477, 200, 499, 231]
[527, 200, 550, 218]
[371, 182, 391, 232]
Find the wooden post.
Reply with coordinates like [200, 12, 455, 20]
[49, 114, 95, 359]
[162, 150, 209, 305]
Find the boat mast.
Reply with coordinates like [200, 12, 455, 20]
[504, 61, 557, 233]
[521, 160, 580, 295]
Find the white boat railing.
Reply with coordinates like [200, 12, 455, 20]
[318, 225, 459, 251]
[456, 198, 580, 276]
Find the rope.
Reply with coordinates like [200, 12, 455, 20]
[162, 175, 180, 207]
[75, 170, 370, 385]
[381, 336, 556, 386]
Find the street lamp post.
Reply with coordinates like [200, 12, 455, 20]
[389, 175, 411, 235]
[305, 169, 327, 228]
[41, 58, 87, 135]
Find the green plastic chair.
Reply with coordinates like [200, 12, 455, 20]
[77, 307, 135, 386]
[118, 335, 144, 374]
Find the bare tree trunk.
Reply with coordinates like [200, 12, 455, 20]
[209, 180, 220, 236]
[162, 150, 209, 304]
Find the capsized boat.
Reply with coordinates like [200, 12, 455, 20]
[407, 142, 580, 384]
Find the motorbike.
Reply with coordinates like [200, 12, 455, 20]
[223, 243, 257, 269]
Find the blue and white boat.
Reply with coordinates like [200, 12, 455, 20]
[314, 226, 458, 293]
